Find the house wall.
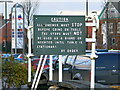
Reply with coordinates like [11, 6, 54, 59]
[86, 21, 92, 50]
[97, 18, 120, 50]
[0, 21, 12, 53]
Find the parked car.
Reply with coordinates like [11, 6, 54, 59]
[32, 55, 58, 70]
[1, 54, 11, 58]
[40, 52, 120, 89]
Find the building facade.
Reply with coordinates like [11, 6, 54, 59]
[0, 14, 12, 53]
[0, 13, 28, 54]
[97, 1, 120, 50]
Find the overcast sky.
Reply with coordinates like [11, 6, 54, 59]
[0, 0, 106, 19]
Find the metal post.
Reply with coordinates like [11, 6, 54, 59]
[90, 26, 96, 89]
[14, 5, 17, 54]
[90, 59, 95, 89]
[49, 55, 53, 81]
[106, 3, 109, 50]
[34, 55, 47, 89]
[28, 57, 31, 82]
[31, 55, 43, 89]
[86, 0, 88, 16]
[59, 55, 62, 82]
[90, 12, 98, 89]
[28, 27, 32, 55]
[5, 2, 7, 53]
[22, 7, 25, 54]
[27, 26, 33, 82]
[27, 27, 32, 82]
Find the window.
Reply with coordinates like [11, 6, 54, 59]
[109, 8, 115, 18]
[74, 56, 91, 66]
[117, 22, 120, 33]
[66, 55, 76, 65]
[108, 23, 113, 33]
[111, 38, 115, 45]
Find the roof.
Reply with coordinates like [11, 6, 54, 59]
[96, 52, 120, 55]
[112, 1, 120, 13]
[99, 1, 120, 19]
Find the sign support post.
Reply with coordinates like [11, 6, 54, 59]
[34, 55, 48, 89]
[31, 55, 43, 89]
[90, 12, 99, 89]
[59, 55, 62, 82]
[49, 55, 53, 81]
[86, 12, 99, 89]
[27, 26, 33, 82]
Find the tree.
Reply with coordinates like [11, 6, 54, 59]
[2, 56, 35, 89]
[21, 0, 39, 26]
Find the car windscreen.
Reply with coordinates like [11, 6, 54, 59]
[74, 56, 91, 69]
[66, 55, 76, 65]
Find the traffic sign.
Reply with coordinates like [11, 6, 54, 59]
[33, 15, 86, 55]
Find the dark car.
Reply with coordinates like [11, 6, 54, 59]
[95, 52, 120, 85]
[40, 52, 120, 88]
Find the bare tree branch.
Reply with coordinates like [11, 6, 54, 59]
[20, 0, 39, 26]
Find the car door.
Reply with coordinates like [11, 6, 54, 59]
[53, 55, 75, 81]
[95, 53, 120, 85]
[63, 55, 76, 81]
[72, 56, 91, 81]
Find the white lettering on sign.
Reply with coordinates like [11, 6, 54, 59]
[65, 37, 75, 40]
[67, 49, 78, 53]
[50, 32, 61, 35]
[51, 17, 69, 22]
[67, 41, 78, 44]
[73, 31, 82, 35]
[43, 37, 52, 40]
[64, 28, 69, 31]
[37, 45, 57, 48]
[61, 24, 69, 27]
[38, 28, 50, 31]
[61, 49, 65, 52]
[34, 16, 85, 55]
[63, 32, 72, 35]
[55, 41, 64, 44]
[77, 37, 82, 40]
[70, 28, 81, 31]
[42, 32, 48, 35]
[52, 28, 62, 31]
[38, 41, 53, 44]
[72, 23, 82, 27]
[60, 49, 79, 53]
[45, 24, 59, 27]
[54, 37, 59, 40]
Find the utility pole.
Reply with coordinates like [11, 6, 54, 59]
[86, 0, 89, 49]
[86, 0, 88, 16]
[106, 1, 109, 50]
[0, 0, 13, 53]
